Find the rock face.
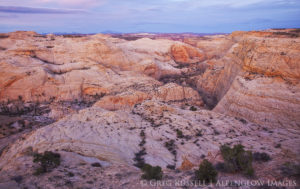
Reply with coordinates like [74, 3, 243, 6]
[0, 29, 300, 187]
[188, 30, 300, 128]
[1, 100, 298, 170]
[95, 83, 203, 111]
[170, 44, 206, 64]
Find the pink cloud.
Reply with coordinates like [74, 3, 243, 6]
[1, 0, 105, 8]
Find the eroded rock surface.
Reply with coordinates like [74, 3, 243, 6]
[0, 29, 300, 188]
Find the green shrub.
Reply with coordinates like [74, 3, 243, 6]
[141, 164, 163, 180]
[176, 129, 184, 138]
[220, 144, 254, 177]
[195, 159, 218, 183]
[33, 151, 61, 175]
[190, 106, 197, 111]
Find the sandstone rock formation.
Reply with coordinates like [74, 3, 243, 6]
[94, 83, 203, 111]
[0, 29, 299, 188]
[1, 100, 299, 172]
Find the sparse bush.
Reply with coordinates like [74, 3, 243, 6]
[176, 129, 184, 138]
[134, 130, 147, 168]
[238, 118, 247, 124]
[220, 144, 254, 177]
[195, 159, 218, 183]
[33, 151, 61, 175]
[133, 148, 147, 168]
[140, 130, 145, 137]
[253, 152, 271, 162]
[167, 164, 175, 170]
[91, 162, 102, 167]
[141, 164, 163, 180]
[190, 106, 197, 111]
[196, 130, 203, 137]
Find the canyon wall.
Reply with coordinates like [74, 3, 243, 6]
[1, 30, 300, 128]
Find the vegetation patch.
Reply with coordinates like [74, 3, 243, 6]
[91, 162, 102, 167]
[141, 164, 163, 180]
[134, 130, 147, 168]
[196, 130, 203, 137]
[33, 151, 61, 175]
[176, 129, 184, 138]
[220, 144, 254, 177]
[190, 106, 197, 111]
[195, 159, 218, 183]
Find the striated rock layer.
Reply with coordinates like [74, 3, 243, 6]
[190, 30, 300, 128]
[1, 101, 299, 174]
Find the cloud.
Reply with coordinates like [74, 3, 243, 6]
[39, 0, 105, 8]
[0, 0, 299, 33]
[0, 0, 106, 9]
[0, 6, 86, 14]
[166, 0, 298, 8]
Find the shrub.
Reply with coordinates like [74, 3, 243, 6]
[195, 159, 218, 183]
[220, 144, 254, 177]
[134, 130, 147, 168]
[141, 164, 163, 180]
[253, 152, 271, 162]
[140, 130, 145, 137]
[33, 151, 61, 175]
[91, 162, 102, 167]
[239, 118, 247, 124]
[190, 106, 197, 111]
[176, 129, 184, 138]
[133, 148, 147, 168]
[167, 164, 175, 170]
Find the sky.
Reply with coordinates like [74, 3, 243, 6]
[0, 0, 299, 33]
